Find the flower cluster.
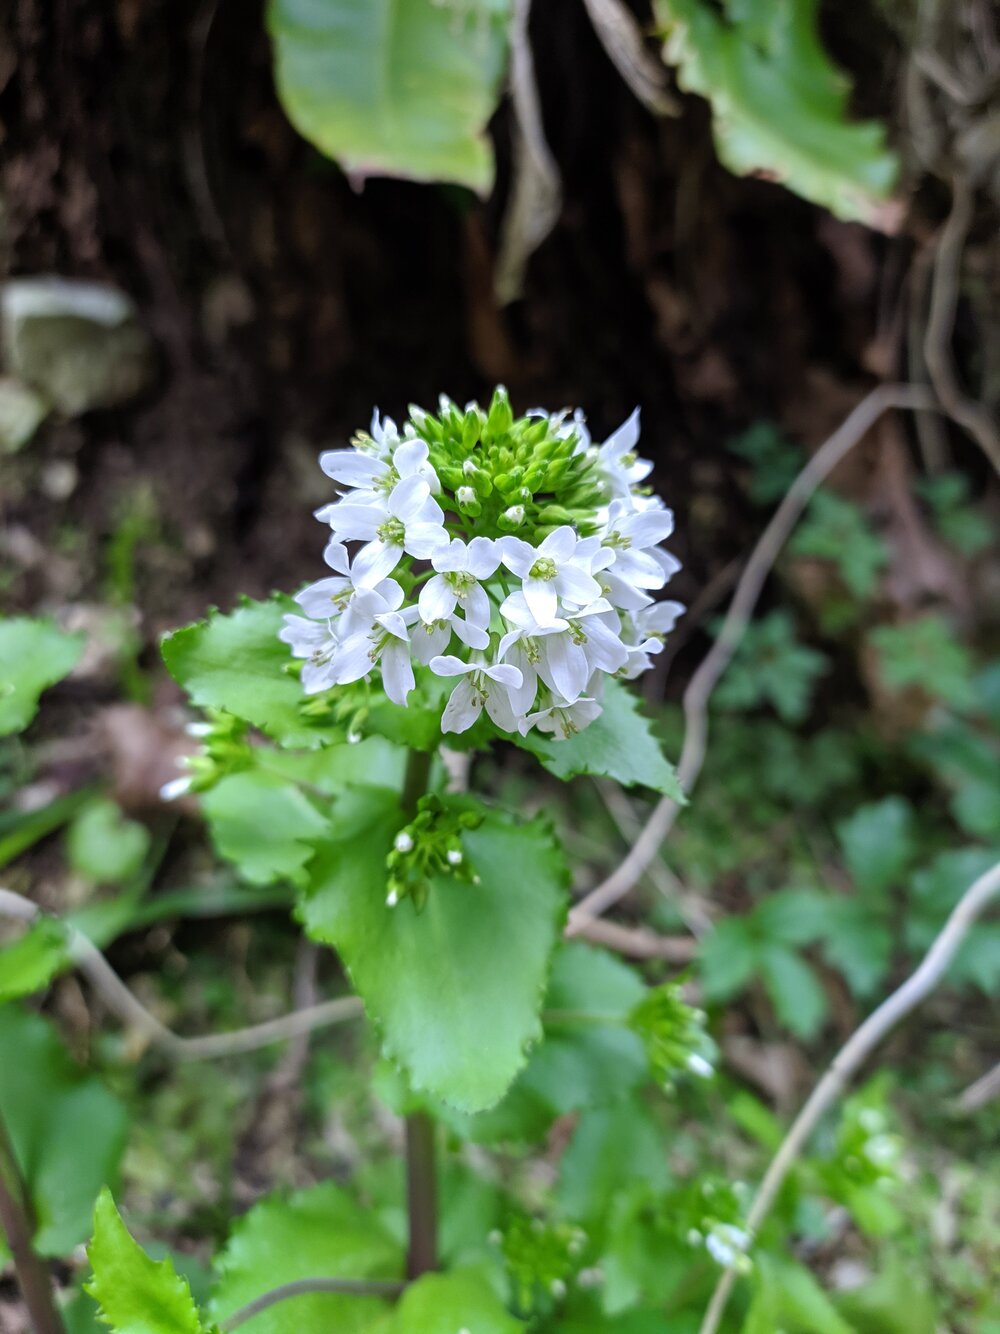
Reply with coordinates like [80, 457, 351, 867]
[281, 388, 683, 740]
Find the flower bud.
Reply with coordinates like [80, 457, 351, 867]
[499, 504, 526, 531]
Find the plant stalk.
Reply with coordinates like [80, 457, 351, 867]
[401, 747, 438, 1280]
[0, 1109, 64, 1334]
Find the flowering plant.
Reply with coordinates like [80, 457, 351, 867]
[280, 388, 683, 741]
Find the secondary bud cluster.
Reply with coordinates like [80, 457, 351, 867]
[281, 388, 684, 740]
[385, 795, 483, 909]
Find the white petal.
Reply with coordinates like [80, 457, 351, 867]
[465, 536, 501, 578]
[389, 474, 432, 522]
[463, 582, 491, 630]
[451, 616, 489, 650]
[623, 509, 674, 546]
[410, 620, 451, 664]
[322, 539, 350, 573]
[499, 536, 535, 578]
[420, 576, 458, 623]
[319, 449, 385, 487]
[327, 501, 384, 541]
[523, 578, 558, 625]
[554, 565, 601, 606]
[392, 438, 430, 476]
[505, 654, 537, 715]
[484, 662, 523, 688]
[429, 654, 473, 678]
[352, 540, 402, 587]
[544, 635, 588, 702]
[295, 576, 351, 617]
[375, 610, 409, 641]
[381, 642, 415, 705]
[432, 538, 470, 573]
[405, 522, 450, 560]
[330, 634, 373, 684]
[540, 526, 576, 561]
[441, 678, 481, 733]
[600, 407, 640, 460]
[483, 683, 517, 733]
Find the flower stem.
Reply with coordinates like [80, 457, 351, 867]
[401, 747, 438, 1280]
[0, 1109, 64, 1334]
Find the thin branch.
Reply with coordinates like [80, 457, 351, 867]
[0, 888, 362, 1060]
[573, 914, 695, 962]
[699, 856, 1000, 1334]
[956, 1059, 1000, 1114]
[567, 384, 938, 931]
[924, 177, 1000, 473]
[580, 0, 680, 115]
[220, 1277, 405, 1331]
[0, 1110, 64, 1334]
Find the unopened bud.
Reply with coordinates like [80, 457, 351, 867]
[500, 504, 525, 530]
[394, 831, 414, 853]
[446, 849, 462, 866]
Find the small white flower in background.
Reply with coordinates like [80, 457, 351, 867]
[281, 390, 684, 740]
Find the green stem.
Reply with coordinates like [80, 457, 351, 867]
[0, 1110, 64, 1334]
[400, 748, 438, 1280]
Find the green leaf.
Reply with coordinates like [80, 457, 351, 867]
[836, 797, 916, 895]
[161, 599, 330, 750]
[655, 0, 899, 223]
[746, 1255, 851, 1334]
[867, 616, 976, 712]
[517, 679, 685, 797]
[452, 942, 648, 1142]
[0, 1007, 127, 1258]
[210, 1182, 402, 1334]
[385, 1268, 524, 1333]
[0, 917, 68, 1001]
[201, 771, 327, 886]
[817, 899, 892, 998]
[301, 788, 569, 1111]
[713, 611, 827, 724]
[556, 1100, 670, 1225]
[906, 849, 1000, 992]
[698, 917, 759, 1002]
[66, 798, 151, 884]
[789, 491, 888, 601]
[85, 1190, 210, 1334]
[726, 421, 803, 506]
[267, 0, 511, 195]
[0, 616, 83, 735]
[759, 945, 827, 1039]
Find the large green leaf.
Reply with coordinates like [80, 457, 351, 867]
[210, 1182, 402, 1334]
[0, 1007, 127, 1258]
[556, 1100, 670, 1225]
[517, 679, 684, 797]
[656, 0, 899, 223]
[161, 599, 329, 749]
[201, 771, 327, 886]
[0, 615, 83, 735]
[85, 1191, 211, 1334]
[836, 797, 916, 896]
[385, 1269, 524, 1334]
[301, 788, 569, 1111]
[66, 797, 151, 884]
[267, 0, 510, 194]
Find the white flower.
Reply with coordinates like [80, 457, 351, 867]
[593, 408, 653, 498]
[521, 695, 603, 739]
[325, 475, 449, 587]
[326, 581, 415, 704]
[499, 526, 602, 623]
[600, 499, 676, 588]
[419, 537, 498, 638]
[317, 435, 437, 510]
[279, 613, 340, 693]
[619, 599, 685, 679]
[430, 654, 523, 734]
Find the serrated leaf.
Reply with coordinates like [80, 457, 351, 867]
[0, 1007, 127, 1258]
[85, 1190, 210, 1334]
[300, 788, 568, 1111]
[385, 1268, 524, 1333]
[0, 616, 84, 735]
[451, 942, 648, 1143]
[837, 797, 916, 895]
[518, 679, 685, 797]
[656, 0, 899, 223]
[0, 917, 68, 1001]
[867, 615, 976, 712]
[201, 771, 327, 885]
[161, 599, 330, 750]
[67, 798, 151, 884]
[268, 0, 510, 195]
[210, 1182, 402, 1334]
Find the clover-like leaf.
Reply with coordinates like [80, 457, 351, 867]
[201, 771, 327, 886]
[300, 787, 568, 1111]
